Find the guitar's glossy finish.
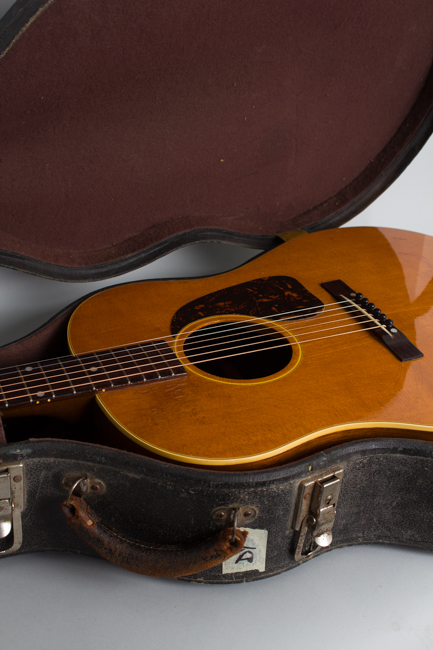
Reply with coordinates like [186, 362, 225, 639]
[67, 227, 433, 467]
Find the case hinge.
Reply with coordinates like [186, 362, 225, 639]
[291, 468, 343, 562]
[0, 462, 25, 555]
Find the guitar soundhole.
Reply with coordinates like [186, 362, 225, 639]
[183, 322, 292, 380]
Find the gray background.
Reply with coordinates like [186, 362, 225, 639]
[1, 1, 433, 646]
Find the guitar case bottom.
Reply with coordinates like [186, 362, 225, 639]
[1, 434, 432, 583]
[1, 0, 433, 583]
[0, 230, 433, 582]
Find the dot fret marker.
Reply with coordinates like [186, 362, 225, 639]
[0, 340, 186, 411]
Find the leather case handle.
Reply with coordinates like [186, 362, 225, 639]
[62, 496, 248, 578]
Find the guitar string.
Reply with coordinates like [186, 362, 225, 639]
[0, 302, 368, 391]
[166, 303, 359, 344]
[0, 323, 384, 404]
[0, 298, 351, 377]
[0, 305, 385, 395]
[0, 317, 384, 402]
[0, 315, 383, 401]
[166, 300, 350, 341]
[0, 300, 365, 387]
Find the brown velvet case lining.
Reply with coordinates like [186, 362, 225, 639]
[0, 297, 82, 445]
[1, 0, 433, 272]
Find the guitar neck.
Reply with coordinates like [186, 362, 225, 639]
[0, 340, 185, 410]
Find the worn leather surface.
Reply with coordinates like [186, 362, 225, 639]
[1, 0, 433, 583]
[62, 495, 247, 577]
[1, 437, 432, 582]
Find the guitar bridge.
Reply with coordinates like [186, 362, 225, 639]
[321, 280, 423, 362]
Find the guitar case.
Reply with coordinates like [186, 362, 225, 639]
[1, 0, 433, 582]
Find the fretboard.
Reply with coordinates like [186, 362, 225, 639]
[0, 341, 186, 410]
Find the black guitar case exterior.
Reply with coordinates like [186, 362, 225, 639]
[0, 0, 433, 581]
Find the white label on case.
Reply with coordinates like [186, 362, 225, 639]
[222, 528, 268, 574]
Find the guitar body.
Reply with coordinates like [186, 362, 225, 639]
[3, 226, 433, 583]
[1, 0, 433, 595]
[67, 227, 433, 468]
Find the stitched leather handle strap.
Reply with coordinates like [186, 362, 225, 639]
[62, 496, 248, 578]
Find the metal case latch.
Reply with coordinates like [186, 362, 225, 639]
[291, 468, 343, 562]
[0, 462, 24, 555]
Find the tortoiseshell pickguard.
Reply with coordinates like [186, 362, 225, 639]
[170, 276, 324, 334]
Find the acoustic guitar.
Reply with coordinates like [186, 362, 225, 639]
[1, 226, 432, 469]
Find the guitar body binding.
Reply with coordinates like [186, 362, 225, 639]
[63, 227, 433, 468]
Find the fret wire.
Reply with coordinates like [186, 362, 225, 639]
[43, 359, 78, 398]
[19, 365, 45, 396]
[78, 357, 97, 391]
[2, 324, 384, 405]
[61, 356, 95, 394]
[126, 345, 165, 381]
[155, 341, 185, 376]
[17, 366, 33, 403]
[121, 348, 147, 384]
[140, 343, 163, 378]
[58, 358, 77, 395]
[0, 299, 351, 383]
[87, 352, 115, 389]
[155, 341, 174, 376]
[36, 361, 55, 401]
[0, 304, 360, 392]
[0, 381, 9, 408]
[34, 326, 385, 401]
[147, 342, 173, 378]
[90, 349, 128, 387]
[105, 349, 132, 386]
[137, 344, 161, 380]
[56, 299, 348, 372]
[2, 367, 31, 406]
[0, 318, 375, 400]
[95, 351, 116, 386]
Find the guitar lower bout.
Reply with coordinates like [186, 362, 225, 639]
[63, 226, 433, 469]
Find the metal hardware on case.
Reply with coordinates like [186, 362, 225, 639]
[66, 477, 87, 507]
[212, 505, 258, 527]
[0, 462, 25, 555]
[291, 468, 343, 562]
[230, 507, 241, 543]
[62, 474, 106, 496]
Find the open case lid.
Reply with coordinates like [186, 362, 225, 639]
[1, 0, 433, 280]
